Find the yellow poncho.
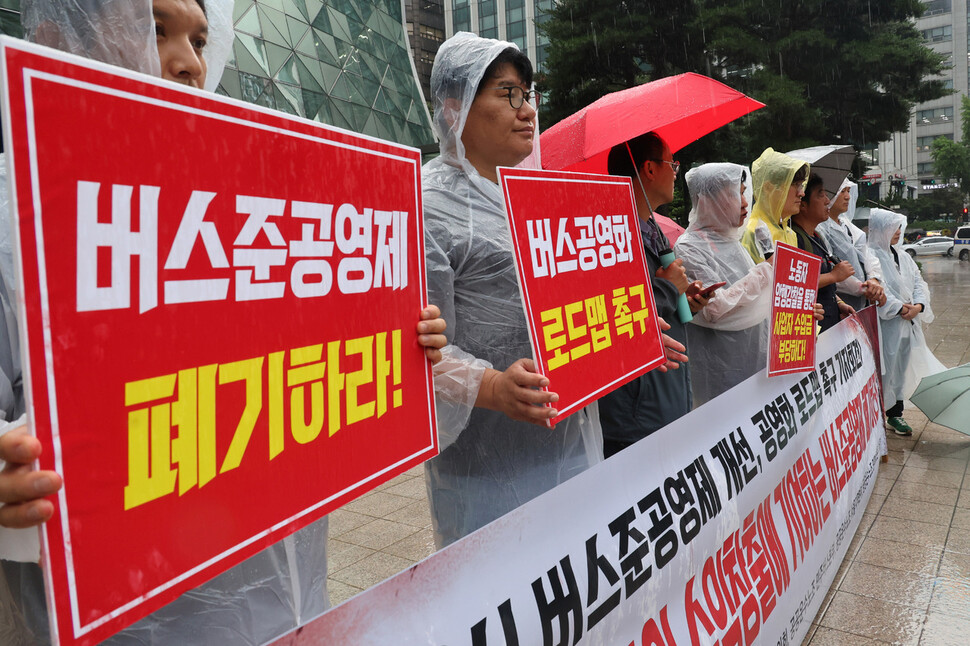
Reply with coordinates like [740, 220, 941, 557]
[740, 147, 809, 263]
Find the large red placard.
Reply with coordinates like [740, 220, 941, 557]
[497, 167, 666, 424]
[768, 242, 822, 376]
[0, 39, 436, 644]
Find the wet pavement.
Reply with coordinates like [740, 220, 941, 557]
[325, 253, 970, 644]
[801, 254, 970, 645]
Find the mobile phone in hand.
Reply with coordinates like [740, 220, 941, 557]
[699, 281, 727, 298]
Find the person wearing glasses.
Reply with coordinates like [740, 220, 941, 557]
[596, 132, 710, 458]
[421, 33, 607, 547]
[789, 173, 857, 332]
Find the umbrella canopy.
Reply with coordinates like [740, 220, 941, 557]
[785, 145, 856, 199]
[909, 363, 970, 435]
[655, 213, 685, 246]
[540, 72, 765, 173]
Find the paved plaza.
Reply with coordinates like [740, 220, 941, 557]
[325, 253, 970, 644]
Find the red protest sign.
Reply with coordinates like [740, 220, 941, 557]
[0, 39, 436, 644]
[768, 242, 822, 377]
[497, 167, 666, 424]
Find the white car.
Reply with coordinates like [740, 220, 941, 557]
[900, 236, 954, 257]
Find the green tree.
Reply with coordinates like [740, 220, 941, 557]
[930, 95, 970, 202]
[541, 0, 948, 161]
[540, 0, 704, 126]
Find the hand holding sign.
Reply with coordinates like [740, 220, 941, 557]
[477, 359, 560, 426]
[0, 427, 62, 528]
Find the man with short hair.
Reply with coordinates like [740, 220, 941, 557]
[790, 173, 856, 332]
[422, 33, 605, 547]
[596, 132, 707, 457]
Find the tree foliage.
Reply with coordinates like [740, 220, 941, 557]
[541, 0, 948, 163]
[930, 95, 970, 202]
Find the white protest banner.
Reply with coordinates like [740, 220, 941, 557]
[269, 315, 883, 646]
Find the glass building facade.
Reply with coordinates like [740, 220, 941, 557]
[442, 0, 554, 74]
[0, 0, 436, 149]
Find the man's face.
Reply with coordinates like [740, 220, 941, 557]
[799, 183, 830, 224]
[784, 178, 806, 217]
[639, 142, 676, 207]
[891, 228, 902, 245]
[460, 63, 536, 180]
[154, 0, 208, 89]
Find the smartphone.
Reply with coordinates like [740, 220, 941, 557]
[699, 281, 727, 297]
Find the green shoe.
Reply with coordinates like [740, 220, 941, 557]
[886, 417, 912, 436]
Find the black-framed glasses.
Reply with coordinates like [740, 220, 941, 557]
[649, 159, 680, 175]
[491, 86, 542, 109]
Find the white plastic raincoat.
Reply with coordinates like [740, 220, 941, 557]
[866, 209, 945, 408]
[741, 148, 808, 263]
[423, 32, 602, 548]
[817, 179, 882, 310]
[675, 163, 772, 406]
[0, 3, 331, 644]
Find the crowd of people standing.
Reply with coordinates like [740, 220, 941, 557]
[0, 11, 946, 644]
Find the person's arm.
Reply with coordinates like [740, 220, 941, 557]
[694, 262, 773, 330]
[425, 211, 554, 431]
[818, 261, 854, 288]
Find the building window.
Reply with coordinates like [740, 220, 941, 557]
[917, 106, 954, 123]
[918, 162, 935, 175]
[921, 25, 952, 43]
[924, 0, 952, 16]
[419, 24, 444, 41]
[453, 5, 470, 32]
[917, 134, 953, 152]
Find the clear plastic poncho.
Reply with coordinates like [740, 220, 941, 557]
[423, 32, 603, 548]
[866, 209, 945, 407]
[741, 148, 808, 263]
[817, 179, 882, 309]
[675, 163, 772, 406]
[2, 3, 331, 645]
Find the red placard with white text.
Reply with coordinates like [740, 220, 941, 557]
[497, 167, 666, 424]
[0, 38, 436, 645]
[768, 242, 822, 376]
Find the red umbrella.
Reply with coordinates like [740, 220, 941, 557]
[540, 73, 764, 173]
[655, 212, 685, 246]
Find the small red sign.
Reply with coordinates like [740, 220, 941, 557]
[768, 242, 822, 377]
[497, 167, 666, 424]
[1, 39, 436, 644]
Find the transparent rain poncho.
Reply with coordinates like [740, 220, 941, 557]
[1, 3, 331, 645]
[866, 209, 945, 407]
[817, 179, 882, 310]
[741, 148, 808, 263]
[423, 32, 602, 548]
[675, 163, 772, 406]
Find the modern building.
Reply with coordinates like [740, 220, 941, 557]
[0, 0, 436, 150]
[870, 0, 967, 203]
[404, 0, 446, 100]
[443, 0, 555, 74]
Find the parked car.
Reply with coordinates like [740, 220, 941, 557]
[900, 236, 954, 257]
[956, 226, 970, 261]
